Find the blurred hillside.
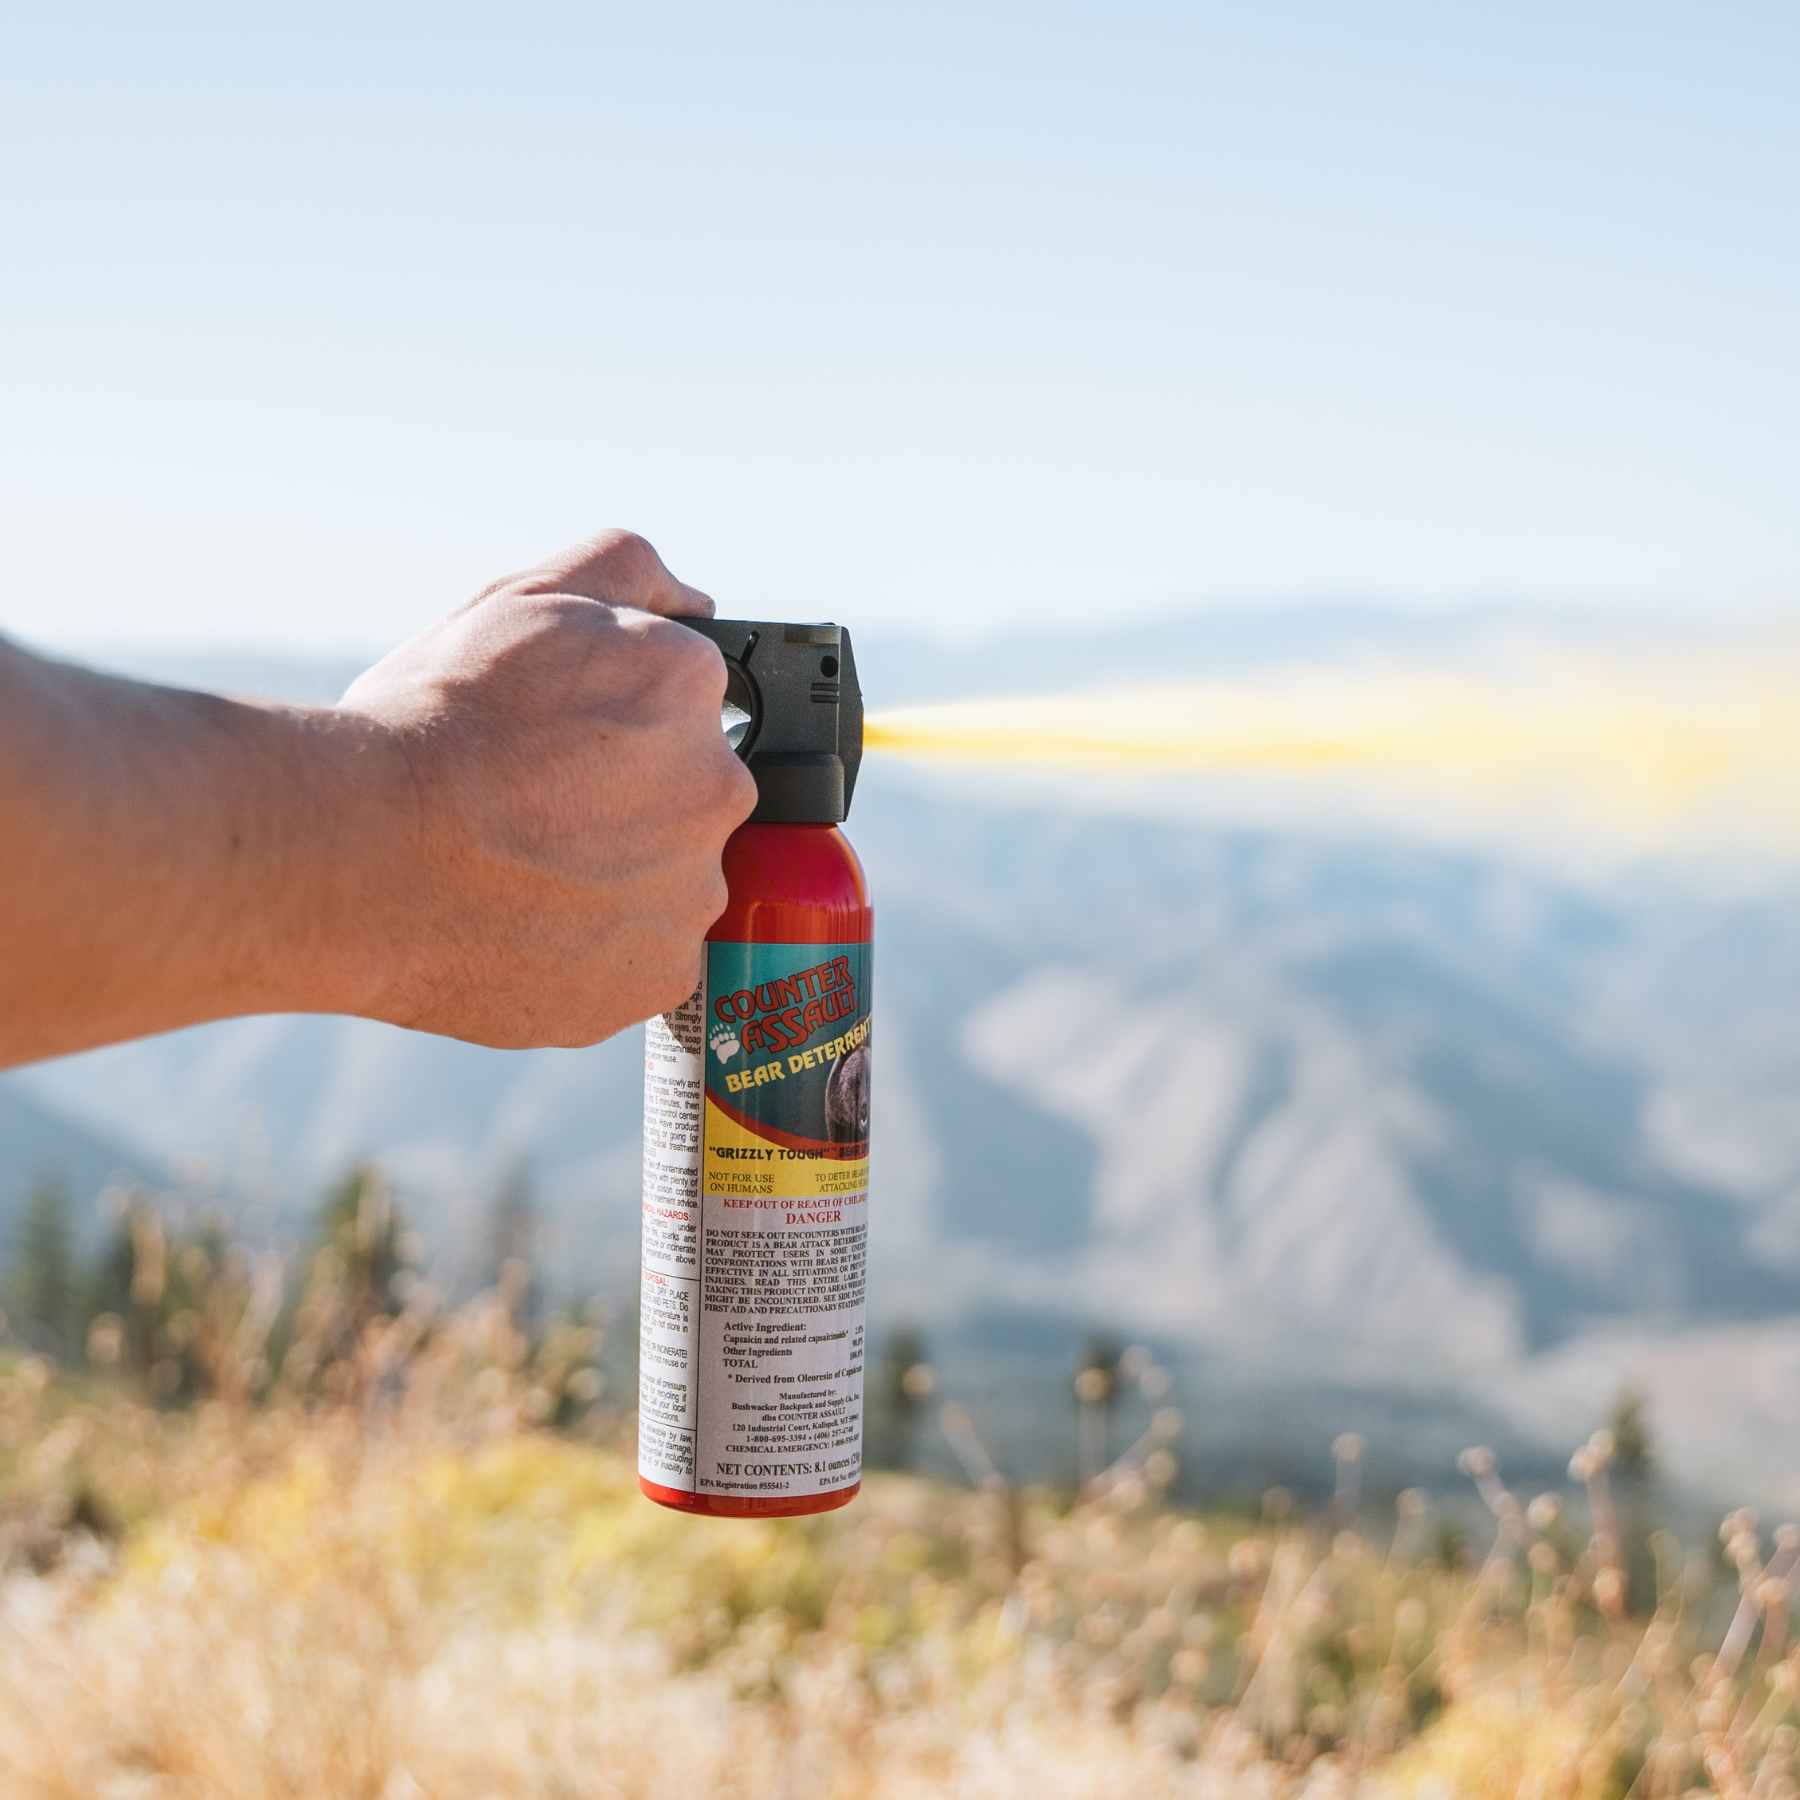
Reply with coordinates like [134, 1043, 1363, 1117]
[5, 605, 1798, 1504]
[2, 1298, 1798, 1798]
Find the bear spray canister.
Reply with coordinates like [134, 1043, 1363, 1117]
[638, 622, 870, 1517]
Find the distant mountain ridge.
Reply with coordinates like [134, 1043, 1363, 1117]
[0, 1085, 169, 1253]
[5, 615, 1798, 1501]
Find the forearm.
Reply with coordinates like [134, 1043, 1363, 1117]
[0, 639, 403, 1067]
[2, 530, 747, 1065]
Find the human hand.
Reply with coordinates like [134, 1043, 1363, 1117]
[336, 531, 756, 1047]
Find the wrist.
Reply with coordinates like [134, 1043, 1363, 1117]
[236, 702, 424, 1024]
[190, 694, 421, 1022]
[0, 655, 429, 1064]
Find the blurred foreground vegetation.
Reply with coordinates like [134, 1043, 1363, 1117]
[3, 1178, 1800, 1796]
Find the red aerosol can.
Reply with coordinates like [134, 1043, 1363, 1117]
[639, 622, 870, 1517]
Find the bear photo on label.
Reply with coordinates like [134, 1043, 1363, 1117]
[825, 1030, 871, 1145]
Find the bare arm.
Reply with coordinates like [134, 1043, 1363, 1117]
[0, 531, 756, 1069]
[0, 650, 400, 1059]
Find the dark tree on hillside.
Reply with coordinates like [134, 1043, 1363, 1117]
[486, 1159, 541, 1331]
[870, 1324, 933, 1471]
[1075, 1333, 1125, 1484]
[1609, 1386, 1656, 1486]
[279, 1164, 410, 1399]
[315, 1163, 405, 1319]
[7, 1176, 77, 1360]
[81, 1197, 156, 1375]
[1607, 1385, 1660, 1615]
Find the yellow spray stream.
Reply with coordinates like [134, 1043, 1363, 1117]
[862, 653, 1800, 841]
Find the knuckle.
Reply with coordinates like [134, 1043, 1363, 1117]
[611, 527, 656, 561]
[718, 751, 758, 822]
[651, 621, 725, 701]
[700, 863, 731, 923]
[666, 864, 729, 949]
[591, 527, 661, 579]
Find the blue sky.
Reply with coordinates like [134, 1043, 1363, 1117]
[4, 1, 1796, 654]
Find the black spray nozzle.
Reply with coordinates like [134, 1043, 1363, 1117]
[681, 619, 863, 825]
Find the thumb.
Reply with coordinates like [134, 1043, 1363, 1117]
[475, 529, 716, 619]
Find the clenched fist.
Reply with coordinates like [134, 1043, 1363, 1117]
[0, 531, 757, 1068]
[338, 532, 757, 1046]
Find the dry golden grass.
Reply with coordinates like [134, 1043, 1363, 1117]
[2, 1211, 1799, 1798]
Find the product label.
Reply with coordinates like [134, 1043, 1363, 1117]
[639, 939, 871, 1501]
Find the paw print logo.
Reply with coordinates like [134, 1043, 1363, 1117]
[710, 1023, 741, 1064]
